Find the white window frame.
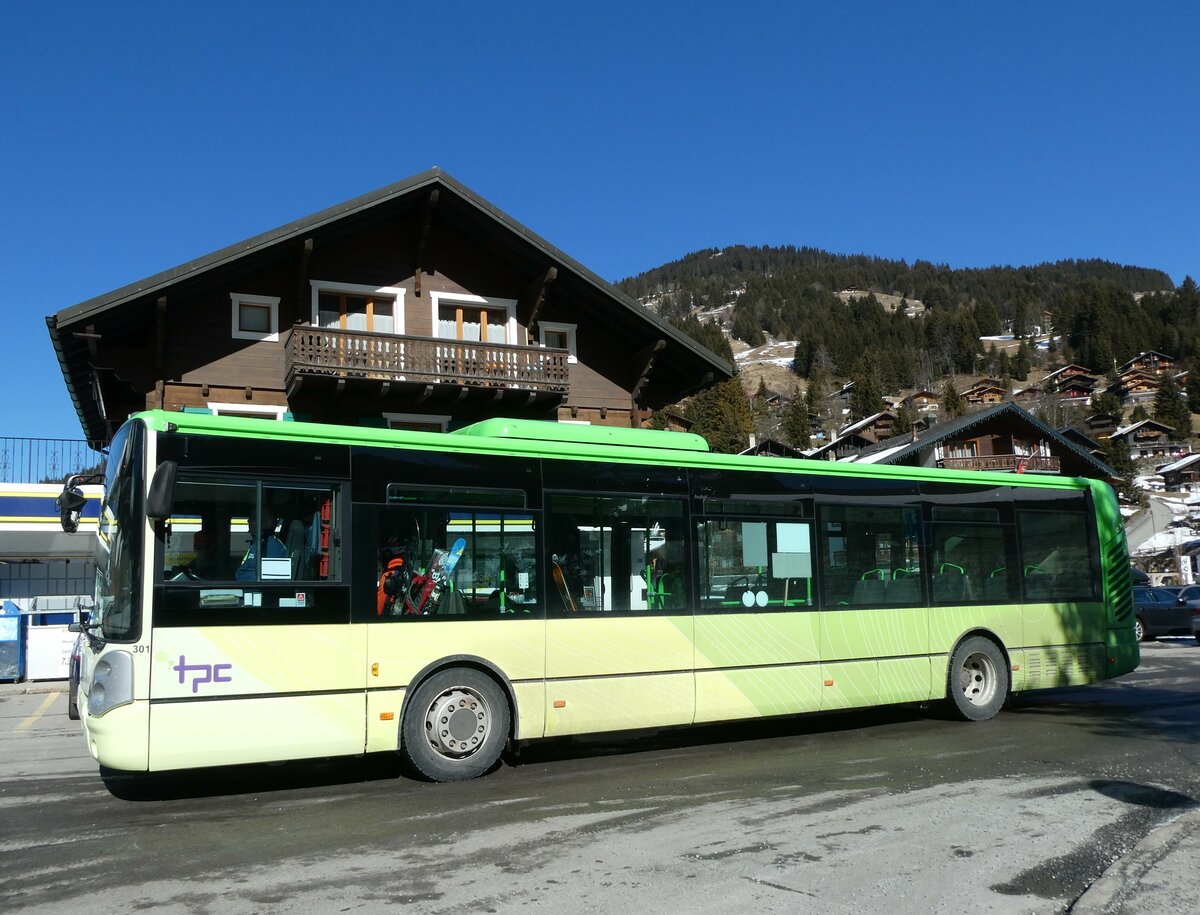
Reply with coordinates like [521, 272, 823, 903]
[207, 402, 289, 421]
[310, 280, 405, 334]
[230, 293, 280, 342]
[382, 412, 451, 433]
[538, 321, 578, 363]
[430, 291, 517, 345]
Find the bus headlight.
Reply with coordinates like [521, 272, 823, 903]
[88, 650, 134, 718]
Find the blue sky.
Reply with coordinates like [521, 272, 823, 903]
[3, 2, 1197, 440]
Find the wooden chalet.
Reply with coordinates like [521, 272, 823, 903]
[1111, 420, 1188, 460]
[807, 430, 878, 462]
[1042, 363, 1095, 389]
[1084, 412, 1120, 437]
[902, 390, 940, 416]
[1057, 375, 1097, 405]
[47, 169, 733, 445]
[1117, 351, 1176, 377]
[1158, 453, 1200, 490]
[740, 438, 804, 458]
[837, 411, 899, 444]
[1110, 370, 1161, 406]
[1012, 384, 1042, 406]
[962, 380, 1007, 406]
[807, 411, 902, 462]
[849, 402, 1115, 481]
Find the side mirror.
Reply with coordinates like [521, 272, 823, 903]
[146, 460, 178, 521]
[56, 484, 89, 533]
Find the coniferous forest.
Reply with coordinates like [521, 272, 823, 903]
[617, 246, 1199, 454]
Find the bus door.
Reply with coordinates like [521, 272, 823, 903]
[817, 504, 929, 709]
[148, 479, 363, 769]
[542, 494, 694, 737]
[364, 497, 548, 751]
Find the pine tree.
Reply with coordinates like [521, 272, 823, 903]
[780, 386, 810, 449]
[1090, 392, 1122, 417]
[1011, 341, 1031, 381]
[686, 376, 753, 454]
[1102, 437, 1142, 504]
[751, 377, 774, 443]
[942, 380, 964, 418]
[1153, 373, 1191, 442]
[1187, 374, 1200, 416]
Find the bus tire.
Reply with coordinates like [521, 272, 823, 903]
[400, 667, 510, 782]
[947, 636, 1008, 721]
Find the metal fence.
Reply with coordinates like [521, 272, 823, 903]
[0, 438, 105, 484]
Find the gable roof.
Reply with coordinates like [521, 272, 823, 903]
[1117, 350, 1175, 374]
[1158, 452, 1200, 475]
[1113, 419, 1175, 438]
[851, 401, 1115, 478]
[837, 410, 896, 438]
[47, 168, 733, 442]
[1043, 363, 1095, 382]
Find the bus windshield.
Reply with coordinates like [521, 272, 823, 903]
[94, 421, 143, 640]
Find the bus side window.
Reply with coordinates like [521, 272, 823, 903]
[375, 507, 538, 619]
[546, 494, 686, 614]
[264, 485, 339, 582]
[699, 519, 812, 611]
[819, 505, 922, 607]
[1017, 509, 1094, 601]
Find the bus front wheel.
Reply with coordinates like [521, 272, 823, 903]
[401, 668, 510, 782]
[947, 636, 1008, 721]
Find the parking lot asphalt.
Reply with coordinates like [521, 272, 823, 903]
[3, 656, 1197, 913]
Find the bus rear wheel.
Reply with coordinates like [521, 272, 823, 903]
[401, 668, 510, 782]
[948, 636, 1008, 721]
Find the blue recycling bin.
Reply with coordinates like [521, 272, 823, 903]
[0, 600, 26, 682]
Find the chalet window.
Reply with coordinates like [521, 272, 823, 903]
[539, 321, 578, 363]
[430, 292, 515, 345]
[383, 412, 450, 433]
[230, 294, 280, 342]
[309, 281, 404, 335]
[208, 402, 289, 421]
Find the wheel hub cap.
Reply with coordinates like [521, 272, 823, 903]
[424, 686, 490, 758]
[959, 651, 997, 706]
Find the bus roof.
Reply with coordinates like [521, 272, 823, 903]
[133, 410, 1095, 492]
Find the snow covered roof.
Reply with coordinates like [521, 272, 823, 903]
[1157, 453, 1200, 475]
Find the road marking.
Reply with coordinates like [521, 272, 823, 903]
[16, 692, 60, 731]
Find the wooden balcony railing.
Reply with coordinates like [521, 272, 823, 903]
[286, 326, 570, 395]
[939, 454, 1061, 473]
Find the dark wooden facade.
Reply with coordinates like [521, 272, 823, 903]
[850, 403, 1114, 481]
[48, 170, 732, 444]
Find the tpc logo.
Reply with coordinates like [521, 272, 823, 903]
[173, 655, 233, 694]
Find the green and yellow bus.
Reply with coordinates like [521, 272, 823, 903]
[62, 410, 1138, 782]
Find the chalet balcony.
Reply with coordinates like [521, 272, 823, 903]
[939, 454, 1061, 473]
[285, 326, 570, 402]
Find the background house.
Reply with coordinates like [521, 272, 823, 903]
[47, 169, 732, 445]
[1111, 420, 1188, 461]
[847, 402, 1115, 480]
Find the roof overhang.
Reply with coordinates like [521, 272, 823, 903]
[49, 169, 733, 442]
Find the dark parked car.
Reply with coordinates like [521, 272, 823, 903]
[1132, 586, 1194, 641]
[1170, 584, 1200, 609]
